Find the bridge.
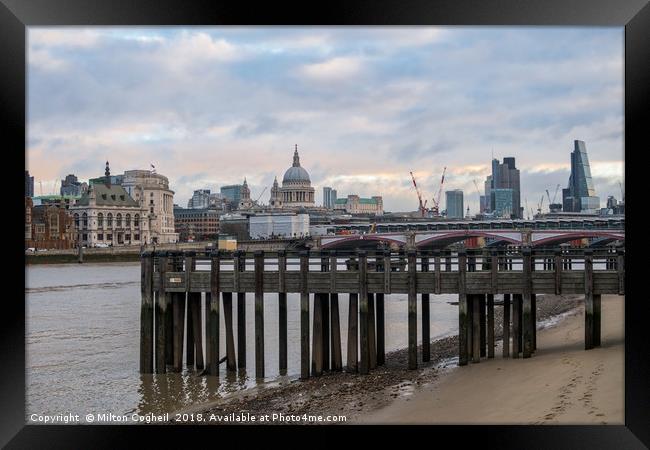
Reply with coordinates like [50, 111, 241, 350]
[139, 246, 625, 381]
[316, 228, 625, 250]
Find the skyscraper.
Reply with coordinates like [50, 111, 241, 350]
[487, 157, 521, 218]
[25, 170, 34, 197]
[445, 190, 464, 219]
[562, 140, 600, 213]
[323, 187, 332, 208]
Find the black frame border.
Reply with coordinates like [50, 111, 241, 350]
[2, 0, 648, 447]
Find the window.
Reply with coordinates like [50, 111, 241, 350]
[125, 234, 131, 241]
[98, 234, 103, 241]
[97, 213, 103, 228]
[134, 214, 140, 228]
[107, 234, 113, 240]
[150, 207, 154, 213]
[82, 233, 88, 241]
[107, 213, 113, 227]
[125, 214, 131, 227]
[74, 213, 79, 228]
[134, 234, 140, 240]
[116, 213, 122, 227]
[49, 214, 59, 236]
[82, 212, 88, 228]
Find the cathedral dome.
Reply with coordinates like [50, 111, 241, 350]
[282, 146, 311, 184]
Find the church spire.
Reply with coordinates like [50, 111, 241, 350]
[293, 144, 300, 167]
[104, 161, 111, 186]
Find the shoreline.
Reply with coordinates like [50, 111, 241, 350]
[172, 293, 587, 424]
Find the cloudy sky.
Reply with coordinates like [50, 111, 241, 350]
[27, 26, 624, 214]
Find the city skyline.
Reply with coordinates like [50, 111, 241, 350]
[27, 27, 624, 213]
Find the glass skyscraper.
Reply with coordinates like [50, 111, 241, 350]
[562, 140, 600, 213]
[445, 190, 464, 219]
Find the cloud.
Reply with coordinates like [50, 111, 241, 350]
[299, 56, 364, 81]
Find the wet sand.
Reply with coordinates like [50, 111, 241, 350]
[358, 294, 624, 424]
[182, 293, 609, 424]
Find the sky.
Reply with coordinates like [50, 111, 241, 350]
[27, 26, 624, 215]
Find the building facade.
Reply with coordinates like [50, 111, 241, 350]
[69, 164, 151, 247]
[249, 213, 310, 239]
[488, 157, 522, 219]
[187, 189, 211, 209]
[221, 184, 243, 209]
[269, 177, 283, 209]
[237, 178, 253, 210]
[333, 195, 383, 215]
[25, 197, 76, 249]
[25, 171, 34, 197]
[121, 168, 178, 244]
[60, 174, 88, 197]
[492, 188, 514, 218]
[445, 190, 464, 219]
[322, 187, 338, 209]
[562, 140, 600, 213]
[279, 146, 315, 207]
[174, 206, 220, 241]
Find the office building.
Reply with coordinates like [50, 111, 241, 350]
[174, 206, 220, 241]
[60, 174, 88, 197]
[562, 140, 600, 213]
[221, 184, 243, 208]
[492, 188, 514, 218]
[446, 190, 464, 219]
[333, 195, 383, 215]
[485, 157, 521, 218]
[25, 170, 34, 197]
[249, 213, 310, 239]
[187, 189, 211, 209]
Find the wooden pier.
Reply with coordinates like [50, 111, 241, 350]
[139, 247, 625, 377]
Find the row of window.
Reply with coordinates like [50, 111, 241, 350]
[74, 212, 140, 229]
[95, 233, 140, 241]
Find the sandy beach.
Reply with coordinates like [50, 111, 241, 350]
[357, 294, 624, 425]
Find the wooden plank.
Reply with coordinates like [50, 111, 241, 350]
[330, 293, 342, 371]
[434, 250, 442, 294]
[487, 294, 495, 358]
[311, 293, 323, 377]
[384, 251, 392, 294]
[458, 250, 468, 366]
[140, 254, 154, 373]
[347, 293, 358, 373]
[585, 250, 594, 350]
[300, 252, 310, 379]
[491, 249, 498, 294]
[222, 292, 237, 371]
[368, 293, 377, 370]
[330, 252, 337, 292]
[206, 254, 220, 375]
[254, 251, 265, 379]
[502, 293, 510, 358]
[359, 251, 369, 374]
[408, 250, 417, 370]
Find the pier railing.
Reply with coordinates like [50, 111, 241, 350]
[140, 247, 624, 378]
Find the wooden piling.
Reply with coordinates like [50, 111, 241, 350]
[617, 248, 625, 295]
[140, 252, 154, 373]
[421, 254, 430, 362]
[512, 293, 521, 358]
[172, 289, 185, 372]
[222, 292, 237, 371]
[278, 250, 287, 372]
[491, 248, 498, 294]
[522, 248, 533, 358]
[254, 251, 265, 379]
[321, 254, 330, 372]
[532, 293, 537, 351]
[472, 295, 481, 363]
[487, 294, 495, 358]
[300, 251, 310, 379]
[434, 249, 441, 294]
[383, 250, 392, 294]
[185, 255, 194, 368]
[155, 254, 168, 373]
[235, 251, 246, 369]
[347, 293, 358, 373]
[458, 250, 468, 366]
[330, 293, 343, 371]
[206, 252, 220, 376]
[407, 250, 417, 370]
[584, 249, 594, 350]
[594, 294, 601, 347]
[479, 294, 486, 358]
[502, 293, 510, 358]
[359, 251, 370, 374]
[368, 293, 377, 370]
[376, 292, 385, 366]
[311, 293, 323, 377]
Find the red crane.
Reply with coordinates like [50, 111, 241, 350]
[410, 171, 428, 217]
[431, 167, 446, 216]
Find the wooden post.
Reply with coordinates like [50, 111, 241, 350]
[222, 291, 236, 371]
[594, 294, 601, 347]
[254, 251, 265, 379]
[376, 292, 385, 366]
[330, 293, 342, 371]
[140, 252, 154, 373]
[359, 251, 370, 374]
[491, 248, 498, 294]
[532, 293, 537, 351]
[155, 254, 168, 373]
[235, 251, 246, 369]
[421, 253, 430, 362]
[434, 249, 441, 294]
[458, 250, 468, 366]
[479, 294, 486, 357]
[617, 247, 625, 295]
[300, 251, 310, 379]
[487, 294, 495, 358]
[512, 294, 521, 358]
[584, 249, 594, 350]
[445, 249, 452, 272]
[522, 247, 533, 359]
[278, 250, 287, 373]
[407, 249, 417, 370]
[78, 245, 83, 264]
[206, 252, 220, 376]
[555, 248, 562, 295]
[330, 251, 342, 371]
[321, 254, 330, 372]
[502, 293, 510, 358]
[472, 295, 481, 363]
[368, 293, 376, 370]
[347, 293, 358, 373]
[190, 292, 203, 370]
[311, 293, 323, 377]
[185, 255, 194, 368]
[383, 250, 392, 294]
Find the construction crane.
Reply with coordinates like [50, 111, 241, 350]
[255, 186, 268, 203]
[473, 179, 482, 214]
[525, 197, 530, 220]
[409, 171, 428, 217]
[552, 184, 560, 203]
[537, 195, 544, 216]
[431, 166, 447, 216]
[619, 181, 624, 202]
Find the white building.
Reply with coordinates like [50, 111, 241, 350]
[121, 169, 178, 244]
[249, 213, 310, 239]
